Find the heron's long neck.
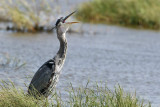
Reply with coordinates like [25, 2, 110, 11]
[57, 33, 67, 59]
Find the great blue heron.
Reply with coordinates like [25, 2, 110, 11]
[28, 11, 79, 98]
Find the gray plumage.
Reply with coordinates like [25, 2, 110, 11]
[28, 11, 78, 98]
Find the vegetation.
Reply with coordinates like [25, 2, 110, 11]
[0, 0, 54, 32]
[0, 81, 50, 107]
[76, 0, 160, 30]
[0, 81, 151, 107]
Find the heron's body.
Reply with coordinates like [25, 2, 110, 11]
[28, 33, 67, 97]
[28, 11, 78, 97]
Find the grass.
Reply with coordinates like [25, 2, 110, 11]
[0, 81, 50, 107]
[0, 0, 54, 32]
[76, 0, 160, 30]
[0, 81, 151, 107]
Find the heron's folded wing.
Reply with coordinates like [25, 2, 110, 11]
[29, 60, 55, 92]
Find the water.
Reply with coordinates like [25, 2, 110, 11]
[0, 24, 160, 106]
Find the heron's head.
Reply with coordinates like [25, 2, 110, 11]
[54, 11, 79, 36]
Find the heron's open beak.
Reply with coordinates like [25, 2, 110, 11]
[50, 11, 79, 31]
[63, 11, 79, 24]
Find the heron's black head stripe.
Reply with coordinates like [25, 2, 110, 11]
[55, 17, 63, 26]
[55, 19, 60, 26]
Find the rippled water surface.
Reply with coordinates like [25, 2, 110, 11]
[0, 24, 160, 106]
[0, 0, 160, 106]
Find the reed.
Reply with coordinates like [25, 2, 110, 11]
[0, 0, 54, 32]
[76, 0, 160, 30]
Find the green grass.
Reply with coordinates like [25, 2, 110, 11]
[0, 81, 151, 107]
[76, 0, 160, 30]
[0, 81, 50, 107]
